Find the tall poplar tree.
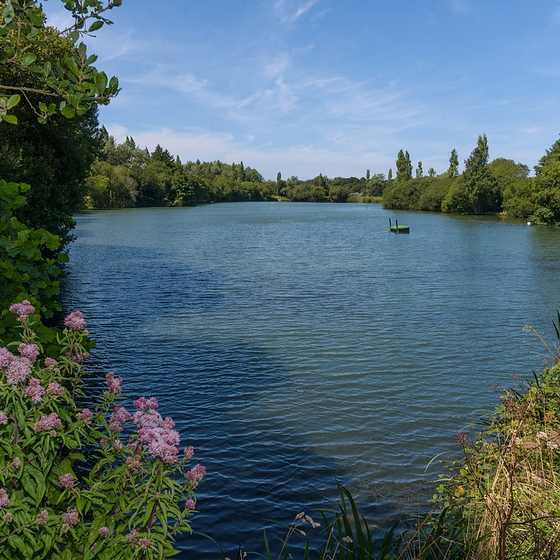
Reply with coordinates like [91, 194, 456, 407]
[448, 148, 459, 178]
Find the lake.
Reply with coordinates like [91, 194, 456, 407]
[62, 202, 560, 558]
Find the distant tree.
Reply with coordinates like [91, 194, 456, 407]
[534, 136, 560, 175]
[442, 135, 500, 214]
[366, 169, 371, 181]
[387, 168, 393, 181]
[531, 161, 560, 225]
[448, 148, 459, 178]
[396, 150, 412, 182]
[416, 161, 423, 179]
[428, 167, 437, 178]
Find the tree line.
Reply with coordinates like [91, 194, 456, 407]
[383, 134, 560, 225]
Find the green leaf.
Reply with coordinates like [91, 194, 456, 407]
[89, 20, 104, 32]
[21, 53, 37, 67]
[60, 106, 76, 119]
[1, 114, 17, 125]
[6, 94, 20, 109]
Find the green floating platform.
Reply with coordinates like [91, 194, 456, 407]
[389, 219, 410, 233]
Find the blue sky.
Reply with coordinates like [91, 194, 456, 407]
[45, 0, 560, 180]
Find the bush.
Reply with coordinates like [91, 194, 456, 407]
[0, 302, 204, 559]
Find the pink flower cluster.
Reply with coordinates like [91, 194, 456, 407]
[99, 527, 110, 538]
[59, 474, 75, 489]
[24, 378, 44, 403]
[185, 498, 196, 510]
[34, 413, 62, 433]
[9, 300, 35, 322]
[0, 349, 33, 386]
[186, 464, 206, 489]
[109, 405, 131, 433]
[18, 343, 40, 363]
[106, 371, 122, 394]
[0, 489, 8, 508]
[44, 357, 58, 370]
[76, 408, 93, 423]
[0, 412, 8, 425]
[61, 507, 79, 532]
[132, 397, 183, 464]
[64, 311, 85, 330]
[36, 510, 48, 525]
[47, 382, 64, 396]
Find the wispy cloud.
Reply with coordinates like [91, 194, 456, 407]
[275, 0, 320, 24]
[449, 0, 472, 15]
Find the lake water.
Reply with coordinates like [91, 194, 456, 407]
[62, 202, 560, 558]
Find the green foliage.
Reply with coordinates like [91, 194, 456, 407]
[442, 135, 501, 214]
[502, 178, 535, 219]
[448, 149, 459, 178]
[0, 0, 121, 123]
[0, 180, 66, 345]
[0, 306, 203, 559]
[383, 176, 453, 212]
[534, 135, 560, 176]
[395, 150, 412, 183]
[531, 160, 560, 225]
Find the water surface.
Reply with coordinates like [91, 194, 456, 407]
[62, 203, 560, 557]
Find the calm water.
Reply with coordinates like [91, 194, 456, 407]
[62, 203, 560, 558]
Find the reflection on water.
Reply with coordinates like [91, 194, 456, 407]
[62, 203, 560, 557]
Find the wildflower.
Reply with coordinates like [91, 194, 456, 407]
[99, 527, 110, 538]
[0, 348, 14, 369]
[47, 382, 64, 396]
[183, 446, 194, 459]
[11, 457, 20, 473]
[109, 405, 131, 432]
[0, 489, 9, 508]
[64, 311, 85, 330]
[185, 499, 196, 510]
[3, 512, 12, 523]
[24, 378, 45, 403]
[127, 529, 139, 549]
[59, 474, 75, 489]
[138, 426, 181, 464]
[114, 440, 123, 451]
[36, 510, 49, 525]
[0, 412, 8, 425]
[186, 464, 206, 488]
[76, 408, 93, 423]
[138, 538, 151, 549]
[106, 371, 122, 394]
[133, 408, 163, 430]
[18, 343, 40, 363]
[133, 397, 158, 411]
[34, 413, 62, 433]
[44, 357, 58, 370]
[5, 356, 32, 385]
[61, 507, 79, 526]
[9, 300, 35, 322]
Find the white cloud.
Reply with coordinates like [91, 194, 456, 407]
[275, 0, 320, 24]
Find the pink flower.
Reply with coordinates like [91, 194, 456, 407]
[133, 397, 158, 411]
[61, 507, 79, 526]
[9, 300, 35, 322]
[133, 408, 163, 430]
[0, 348, 14, 369]
[64, 311, 85, 330]
[113, 440, 123, 451]
[44, 357, 58, 369]
[138, 426, 181, 464]
[36, 510, 48, 525]
[76, 408, 93, 423]
[185, 499, 196, 510]
[0, 412, 8, 425]
[59, 474, 74, 489]
[18, 343, 40, 363]
[34, 413, 62, 433]
[5, 356, 32, 385]
[11, 458, 20, 473]
[47, 382, 64, 396]
[186, 464, 206, 488]
[183, 446, 194, 459]
[99, 527, 110, 538]
[24, 378, 45, 403]
[109, 405, 131, 432]
[105, 371, 122, 394]
[0, 489, 9, 508]
[138, 538, 150, 549]
[127, 529, 139, 549]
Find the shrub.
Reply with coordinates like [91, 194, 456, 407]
[0, 302, 204, 559]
